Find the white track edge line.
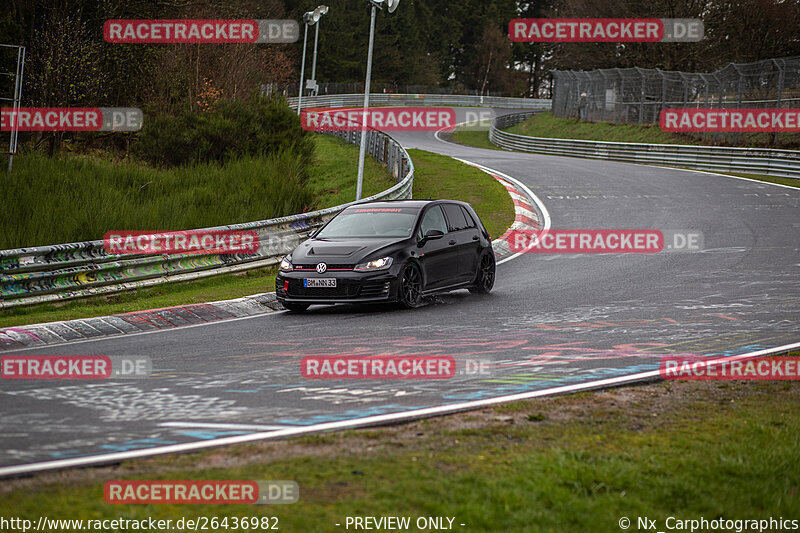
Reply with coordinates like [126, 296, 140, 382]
[2, 340, 799, 478]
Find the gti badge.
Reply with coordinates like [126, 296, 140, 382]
[316, 262, 327, 273]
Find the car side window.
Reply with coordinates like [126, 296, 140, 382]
[460, 206, 477, 228]
[443, 203, 469, 232]
[418, 205, 448, 238]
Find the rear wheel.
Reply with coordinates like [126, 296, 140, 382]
[282, 302, 310, 313]
[469, 251, 495, 294]
[398, 262, 423, 308]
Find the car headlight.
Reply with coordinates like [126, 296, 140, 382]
[354, 256, 393, 272]
[279, 256, 293, 272]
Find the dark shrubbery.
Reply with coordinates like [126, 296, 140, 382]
[133, 94, 313, 171]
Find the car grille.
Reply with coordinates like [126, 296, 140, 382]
[286, 279, 358, 298]
[279, 279, 390, 299]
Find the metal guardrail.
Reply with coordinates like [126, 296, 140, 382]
[288, 93, 552, 110]
[490, 112, 800, 179]
[0, 129, 414, 308]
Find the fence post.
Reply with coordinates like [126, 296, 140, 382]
[714, 73, 724, 146]
[598, 70, 608, 121]
[614, 68, 624, 123]
[773, 58, 785, 146]
[680, 72, 689, 108]
[733, 64, 744, 145]
[636, 68, 646, 125]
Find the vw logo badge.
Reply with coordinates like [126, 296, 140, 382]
[316, 262, 327, 273]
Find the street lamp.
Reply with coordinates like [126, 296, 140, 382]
[355, 0, 400, 201]
[310, 5, 329, 97]
[297, 6, 329, 115]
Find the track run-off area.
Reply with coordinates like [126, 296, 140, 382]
[1, 108, 799, 477]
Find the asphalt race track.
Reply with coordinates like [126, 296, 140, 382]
[1, 108, 799, 476]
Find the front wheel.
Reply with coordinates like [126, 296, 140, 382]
[398, 262, 423, 308]
[469, 251, 495, 294]
[282, 302, 310, 313]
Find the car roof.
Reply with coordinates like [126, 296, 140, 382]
[348, 199, 469, 210]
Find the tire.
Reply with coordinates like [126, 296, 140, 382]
[398, 262, 423, 309]
[469, 251, 495, 294]
[282, 302, 310, 313]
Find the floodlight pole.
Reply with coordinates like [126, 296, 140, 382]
[355, 4, 377, 200]
[297, 21, 309, 115]
[310, 21, 321, 96]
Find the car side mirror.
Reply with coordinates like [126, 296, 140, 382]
[419, 229, 444, 246]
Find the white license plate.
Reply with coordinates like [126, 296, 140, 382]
[304, 278, 337, 288]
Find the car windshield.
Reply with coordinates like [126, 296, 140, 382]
[316, 206, 419, 238]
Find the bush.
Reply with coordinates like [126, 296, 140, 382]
[132, 94, 313, 171]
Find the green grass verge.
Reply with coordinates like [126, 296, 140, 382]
[0, 146, 515, 328]
[3, 378, 798, 531]
[0, 136, 393, 250]
[450, 128, 503, 151]
[306, 135, 396, 205]
[506, 112, 800, 149]
[507, 112, 700, 145]
[408, 149, 514, 239]
[1, 153, 313, 250]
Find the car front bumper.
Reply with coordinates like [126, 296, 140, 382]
[275, 269, 400, 305]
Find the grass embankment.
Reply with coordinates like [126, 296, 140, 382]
[451, 112, 800, 189]
[3, 377, 798, 531]
[0, 136, 393, 250]
[505, 111, 800, 148]
[450, 121, 503, 151]
[0, 146, 515, 328]
[448, 112, 691, 150]
[408, 149, 514, 239]
[506, 111, 700, 145]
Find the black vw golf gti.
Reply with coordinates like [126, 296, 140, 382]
[275, 200, 496, 311]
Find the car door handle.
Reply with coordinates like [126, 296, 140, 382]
[472, 235, 479, 241]
[449, 240, 457, 245]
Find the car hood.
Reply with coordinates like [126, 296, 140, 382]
[290, 238, 403, 265]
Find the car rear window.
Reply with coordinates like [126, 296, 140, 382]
[460, 206, 477, 228]
[443, 203, 470, 231]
